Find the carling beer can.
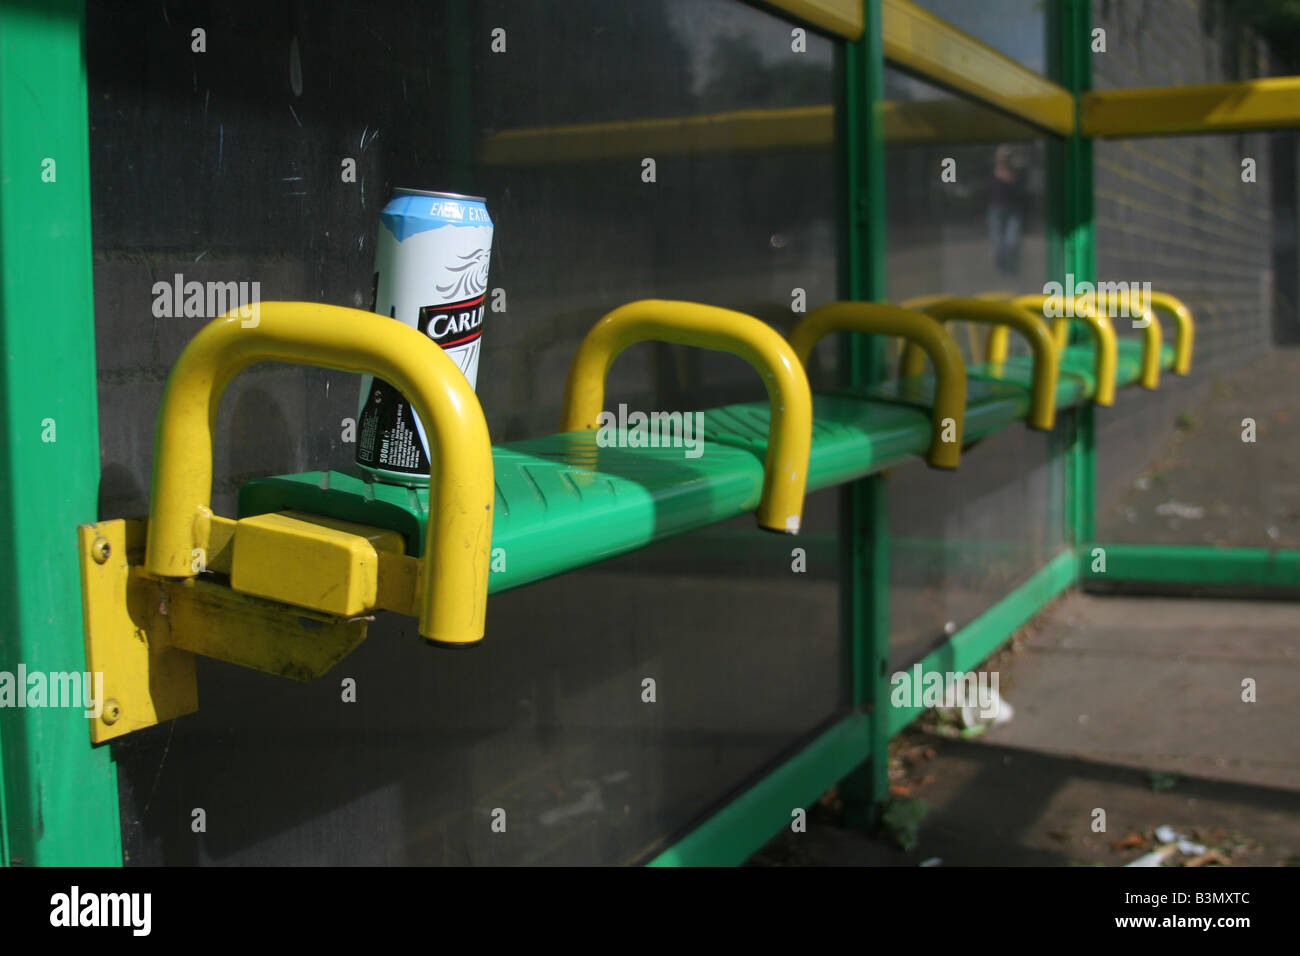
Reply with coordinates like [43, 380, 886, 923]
[356, 188, 493, 485]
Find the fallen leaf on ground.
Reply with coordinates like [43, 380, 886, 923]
[1112, 832, 1146, 850]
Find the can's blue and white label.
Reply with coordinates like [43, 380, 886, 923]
[356, 189, 493, 484]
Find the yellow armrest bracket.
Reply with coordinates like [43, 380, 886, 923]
[146, 302, 494, 645]
[561, 299, 812, 534]
[1149, 290, 1195, 375]
[1089, 289, 1163, 390]
[1012, 292, 1119, 406]
[790, 301, 967, 469]
[80, 303, 495, 743]
[901, 297, 1059, 430]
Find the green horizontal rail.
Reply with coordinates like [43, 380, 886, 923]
[1083, 543, 1300, 589]
[644, 545, 1077, 867]
[644, 712, 875, 866]
[887, 547, 1077, 737]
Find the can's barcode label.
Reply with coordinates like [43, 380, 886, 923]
[356, 381, 429, 472]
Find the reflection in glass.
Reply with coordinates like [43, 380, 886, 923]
[884, 71, 1047, 322]
[881, 69, 1065, 667]
[909, 0, 1047, 75]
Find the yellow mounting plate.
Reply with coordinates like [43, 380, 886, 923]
[79, 517, 373, 744]
[78, 520, 198, 745]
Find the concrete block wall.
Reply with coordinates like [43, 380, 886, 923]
[1090, 0, 1277, 511]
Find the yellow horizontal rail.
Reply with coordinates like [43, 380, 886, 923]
[760, 0, 863, 39]
[561, 300, 812, 534]
[886, 96, 1045, 144]
[475, 3, 1074, 165]
[881, 0, 1074, 135]
[1082, 77, 1300, 138]
[789, 302, 967, 469]
[144, 302, 495, 646]
[480, 106, 832, 165]
[479, 98, 1042, 166]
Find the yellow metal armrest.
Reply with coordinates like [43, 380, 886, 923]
[898, 293, 978, 358]
[561, 299, 812, 534]
[1089, 289, 1162, 389]
[1013, 293, 1119, 406]
[145, 302, 495, 646]
[901, 297, 1059, 430]
[898, 293, 953, 309]
[789, 301, 967, 470]
[1149, 290, 1195, 375]
[956, 291, 1023, 368]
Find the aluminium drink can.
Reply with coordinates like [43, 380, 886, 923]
[356, 187, 493, 485]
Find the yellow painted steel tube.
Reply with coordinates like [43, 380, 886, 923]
[898, 293, 953, 310]
[1013, 293, 1119, 406]
[972, 289, 1019, 362]
[899, 293, 975, 360]
[144, 302, 495, 646]
[882, 0, 1075, 135]
[901, 297, 1059, 430]
[1149, 290, 1195, 375]
[1091, 289, 1163, 389]
[789, 302, 967, 470]
[897, 293, 977, 360]
[561, 299, 812, 534]
[1081, 77, 1300, 138]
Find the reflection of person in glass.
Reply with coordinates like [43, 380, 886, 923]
[987, 145, 1027, 277]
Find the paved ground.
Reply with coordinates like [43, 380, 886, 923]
[751, 591, 1299, 866]
[751, 345, 1300, 867]
[1098, 346, 1300, 548]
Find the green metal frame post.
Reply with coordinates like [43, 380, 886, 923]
[1058, 0, 1097, 556]
[836, 0, 890, 831]
[0, 0, 122, 865]
[649, 0, 893, 863]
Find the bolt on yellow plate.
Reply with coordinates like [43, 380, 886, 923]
[78, 520, 198, 745]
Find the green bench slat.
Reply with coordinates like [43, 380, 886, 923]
[704, 378, 1031, 492]
[704, 394, 929, 491]
[237, 341, 1177, 592]
[968, 340, 1177, 399]
[239, 438, 767, 587]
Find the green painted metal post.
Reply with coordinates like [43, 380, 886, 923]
[836, 0, 890, 830]
[0, 0, 122, 865]
[1052, 0, 1097, 557]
